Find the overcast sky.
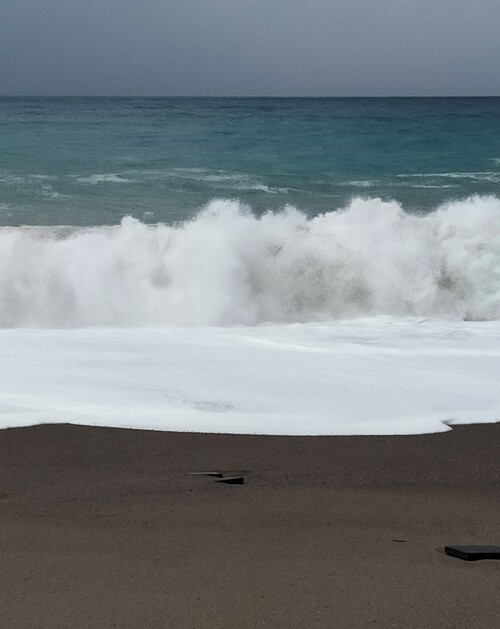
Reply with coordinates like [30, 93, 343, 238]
[2, 0, 500, 96]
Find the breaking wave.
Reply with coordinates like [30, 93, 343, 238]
[1, 196, 500, 327]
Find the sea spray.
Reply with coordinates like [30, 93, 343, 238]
[1, 196, 500, 328]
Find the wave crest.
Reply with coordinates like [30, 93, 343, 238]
[1, 196, 500, 327]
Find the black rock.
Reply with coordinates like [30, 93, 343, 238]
[444, 545, 500, 561]
[187, 471, 224, 478]
[215, 476, 245, 485]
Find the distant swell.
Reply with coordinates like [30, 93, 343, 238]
[1, 196, 500, 327]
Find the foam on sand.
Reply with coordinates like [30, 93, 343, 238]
[0, 319, 499, 435]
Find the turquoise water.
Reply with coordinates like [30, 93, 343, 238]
[1, 97, 499, 226]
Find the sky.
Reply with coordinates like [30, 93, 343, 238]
[2, 0, 500, 96]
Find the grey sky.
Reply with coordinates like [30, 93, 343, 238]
[2, 0, 500, 96]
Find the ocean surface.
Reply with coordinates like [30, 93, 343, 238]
[1, 97, 500, 434]
[2, 97, 500, 225]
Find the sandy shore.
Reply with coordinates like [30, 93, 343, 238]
[1, 423, 499, 628]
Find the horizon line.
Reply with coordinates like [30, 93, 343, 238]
[1, 94, 500, 99]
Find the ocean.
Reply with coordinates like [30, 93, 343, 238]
[1, 97, 499, 434]
[2, 97, 500, 226]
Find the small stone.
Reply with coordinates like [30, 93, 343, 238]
[215, 476, 245, 485]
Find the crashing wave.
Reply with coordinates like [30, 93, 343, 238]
[0, 195, 499, 327]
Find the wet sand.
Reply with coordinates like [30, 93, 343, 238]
[1, 423, 499, 628]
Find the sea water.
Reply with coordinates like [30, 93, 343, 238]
[1, 97, 499, 434]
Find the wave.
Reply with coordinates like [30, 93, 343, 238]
[71, 169, 288, 193]
[76, 174, 132, 184]
[1, 196, 500, 327]
[339, 180, 459, 190]
[339, 180, 376, 188]
[397, 171, 500, 184]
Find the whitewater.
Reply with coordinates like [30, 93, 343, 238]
[2, 197, 500, 327]
[1, 196, 499, 435]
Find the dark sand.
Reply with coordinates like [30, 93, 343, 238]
[1, 423, 499, 628]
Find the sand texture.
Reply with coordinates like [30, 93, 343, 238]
[1, 423, 499, 628]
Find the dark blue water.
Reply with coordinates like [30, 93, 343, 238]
[1, 97, 499, 225]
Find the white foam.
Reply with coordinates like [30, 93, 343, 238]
[0, 319, 498, 435]
[168, 169, 286, 193]
[398, 172, 500, 183]
[340, 180, 376, 188]
[1, 196, 500, 327]
[0, 174, 57, 185]
[77, 174, 131, 184]
[1, 196, 499, 435]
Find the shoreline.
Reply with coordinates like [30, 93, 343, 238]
[1, 423, 499, 628]
[1, 416, 499, 437]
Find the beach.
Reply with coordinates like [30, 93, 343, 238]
[1, 422, 499, 628]
[1, 96, 500, 628]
